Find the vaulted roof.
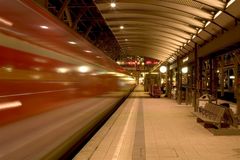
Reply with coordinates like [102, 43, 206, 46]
[95, 0, 240, 63]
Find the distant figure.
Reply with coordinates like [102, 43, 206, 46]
[171, 86, 177, 99]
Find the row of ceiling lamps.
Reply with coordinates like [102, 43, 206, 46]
[109, 2, 129, 50]
[109, 0, 236, 63]
[175, 0, 236, 62]
[110, 2, 116, 8]
[160, 65, 188, 74]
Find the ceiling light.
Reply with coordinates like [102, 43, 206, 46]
[96, 56, 102, 59]
[230, 76, 235, 79]
[183, 57, 189, 63]
[68, 41, 77, 45]
[40, 25, 48, 29]
[214, 11, 222, 19]
[160, 66, 167, 73]
[120, 25, 124, 29]
[181, 67, 188, 74]
[226, 0, 235, 8]
[205, 21, 211, 27]
[125, 39, 128, 41]
[198, 29, 203, 34]
[110, 2, 116, 8]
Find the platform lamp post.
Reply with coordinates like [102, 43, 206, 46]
[160, 66, 167, 96]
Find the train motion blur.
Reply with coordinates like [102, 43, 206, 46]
[0, 1, 135, 159]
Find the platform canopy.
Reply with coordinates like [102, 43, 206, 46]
[95, 0, 240, 63]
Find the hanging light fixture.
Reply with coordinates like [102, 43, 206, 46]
[181, 67, 188, 74]
[160, 66, 167, 73]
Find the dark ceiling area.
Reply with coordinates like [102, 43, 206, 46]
[40, 0, 121, 60]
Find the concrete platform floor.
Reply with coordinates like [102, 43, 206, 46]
[74, 85, 240, 160]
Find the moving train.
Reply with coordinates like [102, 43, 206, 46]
[0, 1, 135, 159]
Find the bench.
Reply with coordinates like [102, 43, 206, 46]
[194, 103, 225, 129]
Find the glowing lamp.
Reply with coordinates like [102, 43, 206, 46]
[110, 2, 116, 8]
[160, 66, 167, 73]
[230, 76, 235, 79]
[181, 67, 188, 74]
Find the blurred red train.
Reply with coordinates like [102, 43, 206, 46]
[0, 1, 135, 159]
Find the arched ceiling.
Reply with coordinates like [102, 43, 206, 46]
[95, 0, 240, 63]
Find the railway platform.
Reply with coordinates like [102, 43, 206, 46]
[74, 85, 240, 160]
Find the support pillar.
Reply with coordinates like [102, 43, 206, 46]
[212, 57, 218, 101]
[199, 57, 203, 96]
[237, 74, 240, 116]
[193, 43, 198, 111]
[167, 64, 172, 98]
[159, 72, 162, 95]
[177, 58, 182, 104]
[185, 66, 191, 105]
[233, 53, 240, 115]
[220, 55, 225, 96]
[209, 57, 213, 95]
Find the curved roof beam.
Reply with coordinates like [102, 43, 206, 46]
[117, 35, 184, 46]
[193, 0, 225, 9]
[118, 38, 180, 49]
[111, 26, 192, 39]
[126, 52, 166, 60]
[103, 10, 204, 28]
[95, 0, 230, 62]
[97, 2, 213, 20]
[104, 12, 204, 28]
[114, 31, 188, 43]
[98, 3, 192, 18]
[127, 47, 169, 61]
[120, 41, 177, 52]
[121, 44, 173, 55]
[125, 47, 170, 59]
[108, 20, 196, 34]
[122, 45, 173, 56]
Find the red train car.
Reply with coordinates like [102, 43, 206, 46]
[0, 1, 135, 159]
